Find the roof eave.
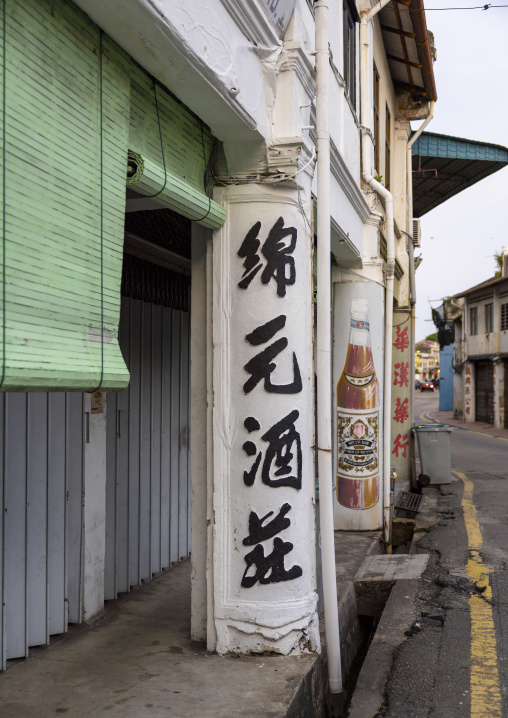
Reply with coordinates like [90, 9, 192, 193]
[409, 0, 437, 102]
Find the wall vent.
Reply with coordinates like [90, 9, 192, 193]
[413, 218, 421, 247]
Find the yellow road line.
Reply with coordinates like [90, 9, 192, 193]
[453, 469, 503, 717]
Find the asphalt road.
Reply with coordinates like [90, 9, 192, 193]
[380, 390, 508, 717]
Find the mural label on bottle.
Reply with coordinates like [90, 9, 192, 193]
[337, 407, 379, 478]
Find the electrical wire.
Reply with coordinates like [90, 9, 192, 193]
[406, 3, 508, 9]
[144, 81, 168, 199]
[193, 121, 212, 223]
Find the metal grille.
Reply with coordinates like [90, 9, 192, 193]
[502, 303, 508, 331]
[124, 208, 191, 258]
[394, 491, 423, 514]
[121, 253, 190, 311]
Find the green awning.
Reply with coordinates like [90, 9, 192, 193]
[0, 0, 130, 391]
[412, 132, 508, 217]
[128, 66, 226, 230]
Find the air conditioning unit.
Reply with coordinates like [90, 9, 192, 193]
[412, 218, 421, 247]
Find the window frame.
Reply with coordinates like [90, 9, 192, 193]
[343, 1, 357, 108]
[373, 63, 380, 174]
[485, 303, 494, 333]
[470, 306, 478, 336]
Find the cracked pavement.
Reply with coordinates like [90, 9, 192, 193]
[377, 393, 508, 718]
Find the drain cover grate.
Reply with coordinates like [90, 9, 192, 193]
[394, 491, 423, 515]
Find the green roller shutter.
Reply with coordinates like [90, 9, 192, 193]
[0, 0, 130, 390]
[128, 64, 226, 230]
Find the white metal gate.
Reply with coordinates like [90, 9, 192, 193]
[0, 392, 84, 668]
[104, 297, 190, 599]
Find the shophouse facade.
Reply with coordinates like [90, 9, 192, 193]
[0, 0, 437, 669]
[453, 252, 508, 429]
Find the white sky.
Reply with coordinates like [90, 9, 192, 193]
[413, 0, 508, 341]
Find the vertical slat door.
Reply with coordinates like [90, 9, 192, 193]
[475, 361, 494, 424]
[105, 299, 191, 600]
[0, 391, 84, 666]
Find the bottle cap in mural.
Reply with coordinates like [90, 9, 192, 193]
[350, 298, 369, 317]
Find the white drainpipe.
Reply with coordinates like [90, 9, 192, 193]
[407, 101, 435, 424]
[360, 3, 395, 550]
[314, 0, 343, 695]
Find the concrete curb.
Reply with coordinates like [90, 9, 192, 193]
[347, 579, 420, 718]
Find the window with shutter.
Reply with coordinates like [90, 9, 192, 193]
[501, 303, 508, 331]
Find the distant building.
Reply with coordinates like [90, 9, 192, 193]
[453, 247, 508, 427]
[415, 339, 440, 381]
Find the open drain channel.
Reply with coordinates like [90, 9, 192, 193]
[330, 527, 430, 717]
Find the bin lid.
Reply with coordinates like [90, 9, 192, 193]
[412, 423, 453, 432]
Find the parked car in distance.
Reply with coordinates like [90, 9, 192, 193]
[421, 381, 435, 392]
[415, 380, 422, 390]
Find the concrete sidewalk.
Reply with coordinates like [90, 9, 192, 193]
[0, 531, 382, 718]
[426, 408, 508, 440]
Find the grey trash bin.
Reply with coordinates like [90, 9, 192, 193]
[412, 424, 453, 485]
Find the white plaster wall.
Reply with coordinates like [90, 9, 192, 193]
[329, 176, 365, 253]
[82, 392, 107, 621]
[74, 0, 280, 145]
[467, 299, 495, 357]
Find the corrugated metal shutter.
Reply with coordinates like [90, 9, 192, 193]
[0, 392, 84, 668]
[104, 297, 190, 599]
[438, 345, 454, 412]
[0, 0, 130, 390]
[127, 65, 226, 230]
[475, 361, 494, 424]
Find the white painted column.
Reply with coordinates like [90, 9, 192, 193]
[82, 391, 107, 621]
[211, 183, 319, 655]
[332, 278, 384, 531]
[464, 362, 474, 423]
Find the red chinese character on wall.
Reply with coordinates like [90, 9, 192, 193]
[393, 326, 409, 352]
[393, 362, 409, 387]
[393, 398, 409, 424]
[392, 434, 409, 458]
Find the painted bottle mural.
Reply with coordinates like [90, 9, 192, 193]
[336, 298, 380, 509]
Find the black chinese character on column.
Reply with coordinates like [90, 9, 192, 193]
[242, 504, 292, 545]
[242, 411, 302, 489]
[241, 540, 302, 587]
[243, 315, 302, 395]
[241, 503, 302, 588]
[238, 217, 297, 297]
